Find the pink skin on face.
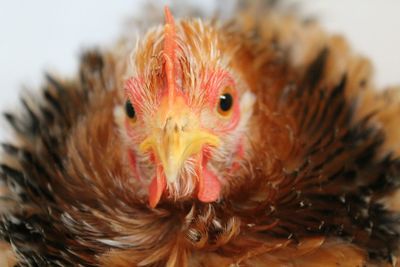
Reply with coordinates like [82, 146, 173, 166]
[124, 69, 243, 206]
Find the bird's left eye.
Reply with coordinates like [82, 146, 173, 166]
[125, 100, 136, 121]
[217, 87, 234, 116]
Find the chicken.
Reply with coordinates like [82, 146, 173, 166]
[1, 2, 400, 266]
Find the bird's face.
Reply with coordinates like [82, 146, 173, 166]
[121, 8, 255, 207]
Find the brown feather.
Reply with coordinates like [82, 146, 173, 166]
[1, 3, 400, 267]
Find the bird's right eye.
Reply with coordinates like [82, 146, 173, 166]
[125, 100, 136, 120]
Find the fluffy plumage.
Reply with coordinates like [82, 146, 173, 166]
[1, 2, 400, 266]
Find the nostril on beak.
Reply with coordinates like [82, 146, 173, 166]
[163, 117, 172, 132]
[163, 117, 182, 133]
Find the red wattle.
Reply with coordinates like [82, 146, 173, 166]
[148, 171, 166, 208]
[198, 167, 221, 203]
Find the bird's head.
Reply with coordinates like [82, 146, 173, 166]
[121, 7, 255, 207]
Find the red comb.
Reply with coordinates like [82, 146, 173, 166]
[163, 6, 176, 107]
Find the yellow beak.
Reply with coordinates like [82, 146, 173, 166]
[139, 98, 220, 183]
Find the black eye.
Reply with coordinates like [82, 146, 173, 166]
[218, 93, 233, 115]
[125, 100, 136, 119]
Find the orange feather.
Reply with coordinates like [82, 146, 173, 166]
[1, 3, 400, 267]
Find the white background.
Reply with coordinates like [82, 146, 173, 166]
[0, 0, 399, 134]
